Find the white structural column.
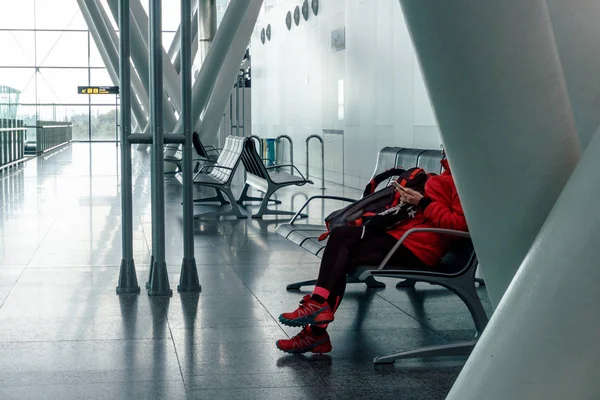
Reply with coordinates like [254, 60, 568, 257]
[196, 0, 217, 72]
[396, 0, 580, 306]
[169, 3, 200, 74]
[447, 130, 600, 399]
[546, 0, 600, 150]
[197, 0, 261, 141]
[172, 0, 253, 135]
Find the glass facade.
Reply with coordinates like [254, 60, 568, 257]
[0, 0, 182, 141]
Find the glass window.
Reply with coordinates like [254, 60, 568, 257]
[37, 31, 89, 67]
[0, 68, 37, 103]
[0, 0, 185, 142]
[37, 68, 90, 104]
[89, 34, 106, 68]
[68, 106, 91, 141]
[0, 31, 36, 67]
[0, 0, 35, 30]
[35, 0, 87, 30]
[90, 69, 118, 105]
[91, 105, 118, 141]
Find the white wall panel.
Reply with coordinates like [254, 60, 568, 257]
[251, 0, 440, 189]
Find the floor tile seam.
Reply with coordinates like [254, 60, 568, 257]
[132, 196, 151, 255]
[0, 377, 185, 390]
[0, 199, 65, 311]
[373, 292, 451, 343]
[164, 305, 191, 397]
[184, 382, 321, 391]
[0, 337, 176, 345]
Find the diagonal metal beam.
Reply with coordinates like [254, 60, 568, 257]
[168, 0, 199, 74]
[197, 0, 261, 142]
[78, 0, 147, 132]
[129, 0, 182, 115]
[105, 0, 176, 132]
[172, 0, 254, 135]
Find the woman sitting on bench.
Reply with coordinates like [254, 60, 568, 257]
[276, 154, 468, 354]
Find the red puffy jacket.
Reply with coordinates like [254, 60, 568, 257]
[387, 159, 468, 267]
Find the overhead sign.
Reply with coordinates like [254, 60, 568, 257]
[78, 86, 119, 95]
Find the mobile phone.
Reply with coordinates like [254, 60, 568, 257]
[391, 181, 406, 192]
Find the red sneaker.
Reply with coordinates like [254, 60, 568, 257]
[276, 326, 332, 354]
[279, 296, 334, 327]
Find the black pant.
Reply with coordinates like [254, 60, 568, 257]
[315, 226, 426, 312]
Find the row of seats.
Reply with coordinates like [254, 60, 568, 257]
[275, 146, 488, 364]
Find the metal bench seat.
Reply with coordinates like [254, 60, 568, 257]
[238, 139, 313, 218]
[165, 133, 220, 174]
[287, 227, 488, 364]
[191, 135, 247, 219]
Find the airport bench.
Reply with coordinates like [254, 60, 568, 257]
[276, 147, 443, 271]
[191, 135, 247, 219]
[354, 229, 485, 363]
[169, 132, 220, 175]
[279, 147, 489, 362]
[238, 138, 314, 218]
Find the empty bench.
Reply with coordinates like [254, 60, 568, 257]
[191, 135, 248, 219]
[238, 138, 313, 218]
[169, 133, 220, 175]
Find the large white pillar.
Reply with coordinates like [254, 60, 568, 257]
[546, 0, 600, 150]
[396, 0, 580, 306]
[447, 129, 600, 399]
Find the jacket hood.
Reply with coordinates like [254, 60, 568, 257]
[441, 158, 450, 174]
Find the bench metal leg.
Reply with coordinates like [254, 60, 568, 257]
[364, 276, 386, 289]
[236, 184, 282, 205]
[286, 276, 386, 290]
[192, 189, 230, 205]
[396, 279, 417, 288]
[286, 279, 317, 290]
[252, 187, 308, 219]
[373, 340, 477, 364]
[194, 187, 248, 219]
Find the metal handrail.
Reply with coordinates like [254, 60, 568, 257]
[276, 134, 294, 174]
[305, 134, 325, 190]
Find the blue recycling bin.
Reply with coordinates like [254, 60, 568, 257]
[263, 138, 276, 166]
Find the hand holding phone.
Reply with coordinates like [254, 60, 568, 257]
[391, 181, 406, 192]
[392, 181, 424, 206]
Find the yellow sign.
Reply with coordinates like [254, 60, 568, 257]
[78, 86, 120, 95]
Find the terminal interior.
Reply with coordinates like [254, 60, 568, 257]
[1, 0, 598, 399]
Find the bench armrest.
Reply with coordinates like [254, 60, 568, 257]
[266, 164, 308, 181]
[192, 155, 217, 164]
[193, 164, 234, 180]
[289, 195, 357, 224]
[377, 228, 470, 271]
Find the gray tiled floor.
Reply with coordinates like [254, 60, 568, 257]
[0, 143, 490, 399]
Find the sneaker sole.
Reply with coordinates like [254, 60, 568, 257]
[278, 314, 334, 327]
[276, 340, 332, 354]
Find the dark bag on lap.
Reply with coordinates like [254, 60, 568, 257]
[319, 167, 430, 240]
